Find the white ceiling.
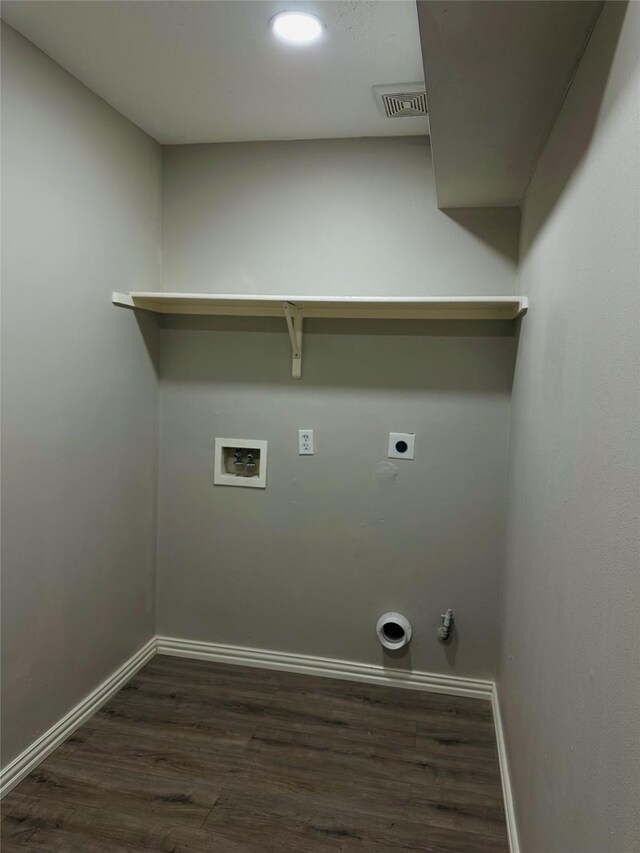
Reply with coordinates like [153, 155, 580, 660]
[1, 0, 429, 144]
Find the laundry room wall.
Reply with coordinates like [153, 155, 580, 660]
[1, 24, 161, 768]
[156, 136, 520, 678]
[497, 3, 640, 850]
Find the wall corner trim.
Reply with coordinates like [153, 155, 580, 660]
[0, 636, 157, 798]
[492, 684, 521, 853]
[156, 635, 494, 698]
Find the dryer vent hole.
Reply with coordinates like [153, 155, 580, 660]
[382, 622, 405, 642]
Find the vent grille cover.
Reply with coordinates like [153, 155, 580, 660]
[381, 91, 428, 118]
[373, 84, 428, 119]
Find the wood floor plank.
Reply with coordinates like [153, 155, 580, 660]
[0, 841, 43, 853]
[150, 655, 281, 691]
[404, 787, 509, 846]
[161, 821, 342, 853]
[249, 717, 417, 758]
[203, 779, 506, 853]
[415, 715, 497, 744]
[93, 694, 255, 750]
[417, 691, 494, 721]
[118, 673, 275, 719]
[66, 727, 246, 787]
[130, 656, 280, 701]
[264, 684, 418, 734]
[415, 725, 501, 765]
[238, 732, 504, 819]
[247, 723, 502, 800]
[268, 672, 491, 723]
[7, 656, 508, 852]
[1, 793, 167, 852]
[103, 678, 270, 733]
[235, 749, 412, 805]
[12, 754, 220, 827]
[206, 772, 404, 833]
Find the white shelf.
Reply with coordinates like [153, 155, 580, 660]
[112, 291, 527, 379]
[113, 291, 527, 320]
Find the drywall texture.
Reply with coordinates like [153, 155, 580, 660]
[0, 25, 161, 768]
[156, 316, 516, 678]
[498, 4, 640, 851]
[161, 137, 520, 297]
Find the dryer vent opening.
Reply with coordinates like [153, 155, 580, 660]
[376, 612, 412, 650]
[382, 621, 405, 642]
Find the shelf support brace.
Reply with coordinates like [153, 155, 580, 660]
[283, 302, 303, 379]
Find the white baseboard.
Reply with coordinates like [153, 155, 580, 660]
[156, 635, 493, 699]
[0, 636, 157, 798]
[492, 685, 520, 853]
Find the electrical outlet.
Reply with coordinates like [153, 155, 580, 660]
[388, 432, 415, 460]
[298, 429, 314, 455]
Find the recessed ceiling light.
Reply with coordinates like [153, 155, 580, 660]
[270, 11, 325, 45]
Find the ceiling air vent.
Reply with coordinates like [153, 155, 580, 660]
[373, 84, 428, 119]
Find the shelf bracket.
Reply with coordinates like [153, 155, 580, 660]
[283, 301, 303, 379]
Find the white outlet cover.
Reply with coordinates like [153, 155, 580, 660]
[298, 429, 314, 455]
[388, 432, 415, 460]
[214, 438, 268, 488]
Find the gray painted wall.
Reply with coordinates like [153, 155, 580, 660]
[498, 3, 640, 851]
[162, 137, 520, 297]
[156, 316, 516, 677]
[157, 137, 521, 677]
[1, 25, 161, 767]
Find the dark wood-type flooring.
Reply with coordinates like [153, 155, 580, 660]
[1, 655, 508, 852]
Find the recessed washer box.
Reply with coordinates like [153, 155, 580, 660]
[214, 438, 268, 488]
